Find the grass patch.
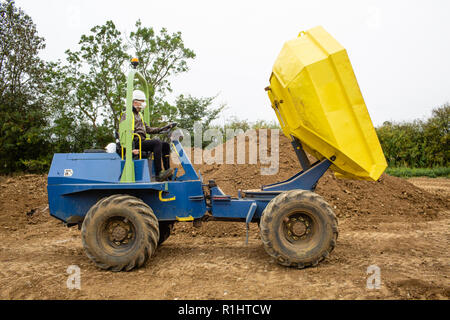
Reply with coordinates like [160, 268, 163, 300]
[386, 167, 450, 178]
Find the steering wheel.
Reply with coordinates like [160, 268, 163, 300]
[159, 122, 178, 135]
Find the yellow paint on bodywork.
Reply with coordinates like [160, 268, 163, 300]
[159, 191, 176, 202]
[176, 216, 194, 222]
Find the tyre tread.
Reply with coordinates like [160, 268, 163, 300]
[260, 190, 338, 269]
[81, 194, 159, 272]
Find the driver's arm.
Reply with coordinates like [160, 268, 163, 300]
[145, 123, 163, 134]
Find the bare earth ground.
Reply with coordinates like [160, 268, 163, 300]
[0, 174, 449, 300]
[408, 177, 450, 198]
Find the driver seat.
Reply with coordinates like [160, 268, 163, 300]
[114, 134, 157, 181]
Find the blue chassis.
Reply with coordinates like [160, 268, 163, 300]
[47, 139, 332, 226]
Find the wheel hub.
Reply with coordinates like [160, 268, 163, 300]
[284, 216, 312, 241]
[107, 220, 133, 245]
[112, 225, 127, 242]
[291, 220, 307, 237]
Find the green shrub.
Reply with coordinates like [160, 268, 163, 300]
[19, 158, 51, 174]
[386, 167, 450, 178]
[376, 104, 449, 168]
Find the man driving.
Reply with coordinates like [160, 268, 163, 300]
[120, 90, 174, 181]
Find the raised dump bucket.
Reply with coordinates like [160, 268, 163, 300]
[267, 26, 387, 181]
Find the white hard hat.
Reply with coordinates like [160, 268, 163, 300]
[105, 143, 117, 153]
[133, 90, 146, 101]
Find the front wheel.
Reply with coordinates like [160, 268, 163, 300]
[81, 194, 159, 272]
[260, 190, 338, 268]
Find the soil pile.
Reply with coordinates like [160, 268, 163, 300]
[0, 175, 49, 230]
[187, 130, 448, 219]
[171, 130, 448, 238]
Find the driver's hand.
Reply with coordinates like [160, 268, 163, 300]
[158, 123, 177, 133]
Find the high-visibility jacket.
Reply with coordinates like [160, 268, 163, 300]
[120, 108, 161, 140]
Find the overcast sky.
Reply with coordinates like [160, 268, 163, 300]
[15, 0, 450, 126]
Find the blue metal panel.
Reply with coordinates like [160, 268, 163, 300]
[211, 198, 258, 219]
[245, 203, 258, 224]
[48, 180, 206, 223]
[48, 153, 123, 184]
[142, 180, 206, 221]
[121, 159, 152, 183]
[242, 191, 281, 219]
[171, 140, 199, 181]
[48, 188, 112, 223]
[48, 154, 152, 185]
[210, 186, 258, 219]
[261, 159, 332, 192]
[47, 152, 207, 224]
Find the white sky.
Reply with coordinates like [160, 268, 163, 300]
[15, 0, 450, 126]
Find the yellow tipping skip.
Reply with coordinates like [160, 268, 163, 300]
[267, 26, 387, 181]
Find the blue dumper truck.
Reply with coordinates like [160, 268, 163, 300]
[47, 27, 386, 271]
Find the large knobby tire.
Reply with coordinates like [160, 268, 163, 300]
[260, 190, 338, 269]
[81, 194, 159, 272]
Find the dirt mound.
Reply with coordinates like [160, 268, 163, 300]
[0, 175, 49, 230]
[167, 130, 449, 238]
[188, 130, 448, 220]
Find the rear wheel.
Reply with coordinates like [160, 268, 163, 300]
[81, 194, 159, 272]
[260, 190, 338, 268]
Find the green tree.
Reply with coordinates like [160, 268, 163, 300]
[0, 6, 225, 173]
[376, 104, 450, 168]
[64, 20, 129, 131]
[59, 19, 219, 133]
[376, 120, 425, 167]
[0, 0, 50, 173]
[423, 104, 449, 166]
[129, 20, 196, 105]
[0, 0, 46, 97]
[170, 94, 224, 132]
